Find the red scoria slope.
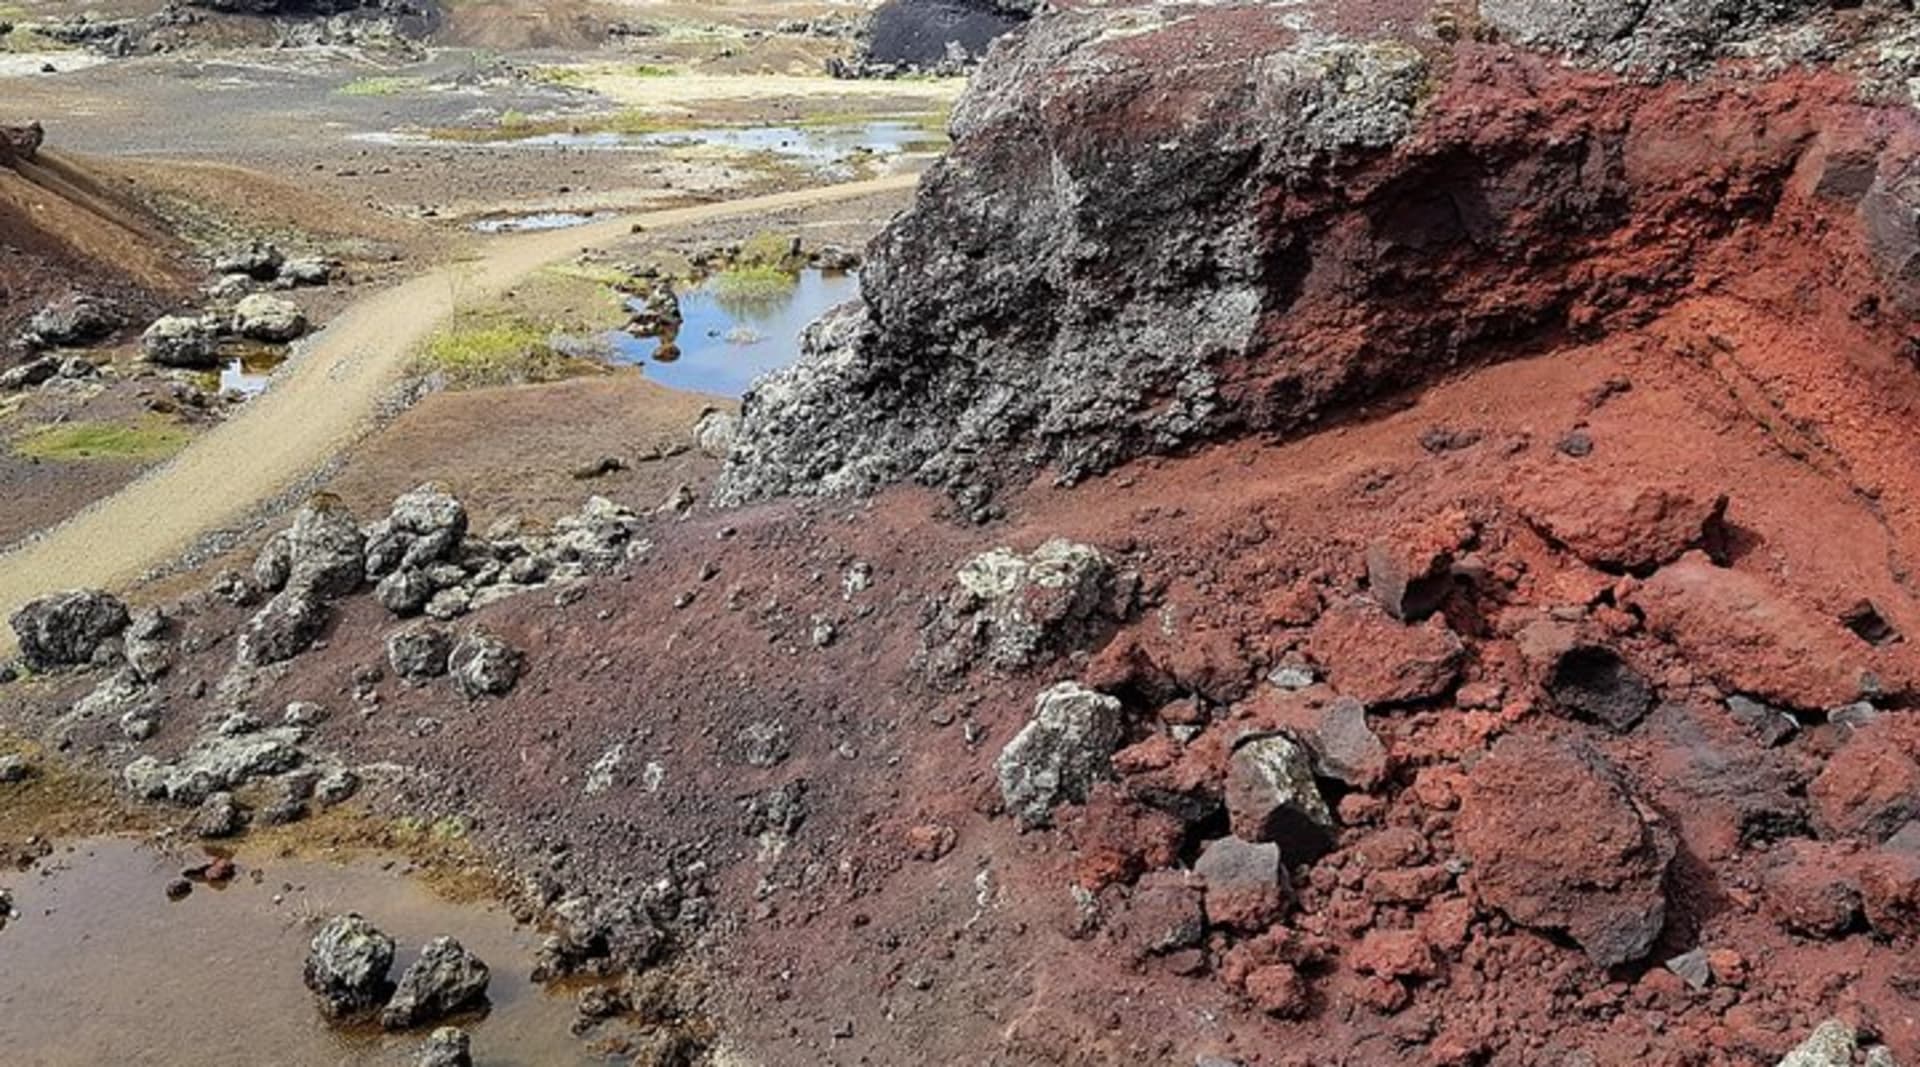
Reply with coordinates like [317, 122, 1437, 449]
[24, 3, 1920, 1066]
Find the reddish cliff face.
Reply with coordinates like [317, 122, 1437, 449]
[720, 1, 1920, 517]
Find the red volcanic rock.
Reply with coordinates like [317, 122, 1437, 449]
[1350, 927, 1440, 981]
[1365, 510, 1478, 621]
[1809, 720, 1920, 844]
[1762, 841, 1863, 939]
[1117, 870, 1206, 959]
[1242, 963, 1310, 1019]
[1512, 474, 1727, 572]
[1307, 599, 1463, 706]
[1629, 554, 1869, 710]
[1455, 736, 1674, 967]
[1861, 833, 1920, 941]
[904, 823, 957, 862]
[1067, 785, 1185, 891]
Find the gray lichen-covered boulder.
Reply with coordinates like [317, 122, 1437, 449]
[24, 293, 118, 348]
[232, 292, 307, 342]
[449, 629, 522, 698]
[929, 539, 1134, 676]
[283, 495, 367, 599]
[122, 726, 305, 805]
[140, 314, 221, 368]
[1478, 0, 1830, 75]
[304, 913, 396, 1020]
[388, 623, 455, 682]
[238, 590, 329, 666]
[10, 589, 130, 670]
[381, 936, 490, 1029]
[996, 681, 1126, 828]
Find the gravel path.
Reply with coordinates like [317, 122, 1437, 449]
[0, 174, 918, 646]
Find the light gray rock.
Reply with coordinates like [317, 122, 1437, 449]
[416, 1027, 472, 1067]
[283, 498, 366, 599]
[124, 726, 304, 805]
[238, 590, 329, 666]
[424, 587, 471, 621]
[381, 936, 490, 1029]
[315, 767, 361, 807]
[551, 496, 647, 572]
[449, 630, 521, 698]
[1226, 733, 1337, 859]
[232, 293, 307, 342]
[1774, 1019, 1859, 1067]
[190, 791, 246, 839]
[942, 539, 1130, 672]
[24, 293, 117, 348]
[0, 754, 33, 783]
[0, 356, 59, 391]
[10, 589, 129, 670]
[304, 913, 395, 1019]
[253, 531, 293, 593]
[141, 314, 221, 368]
[280, 257, 335, 287]
[694, 409, 739, 458]
[996, 681, 1125, 828]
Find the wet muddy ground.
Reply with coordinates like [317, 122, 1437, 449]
[0, 837, 601, 1066]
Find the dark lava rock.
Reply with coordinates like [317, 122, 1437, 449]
[388, 623, 454, 682]
[1456, 736, 1675, 967]
[1194, 836, 1285, 933]
[10, 589, 129, 671]
[284, 495, 367, 599]
[858, 0, 1025, 71]
[1727, 694, 1800, 748]
[1809, 719, 1920, 844]
[1546, 645, 1655, 733]
[382, 936, 490, 1030]
[304, 913, 396, 1019]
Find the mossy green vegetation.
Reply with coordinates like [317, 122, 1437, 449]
[337, 74, 429, 97]
[413, 313, 596, 388]
[16, 419, 191, 462]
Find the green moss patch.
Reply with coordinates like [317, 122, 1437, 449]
[16, 420, 191, 462]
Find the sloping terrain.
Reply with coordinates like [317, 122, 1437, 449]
[0, 128, 193, 344]
[16, 2, 1920, 1067]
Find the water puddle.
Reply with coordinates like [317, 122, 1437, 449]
[219, 343, 288, 398]
[607, 268, 859, 396]
[356, 121, 944, 165]
[0, 837, 599, 1066]
[470, 212, 599, 234]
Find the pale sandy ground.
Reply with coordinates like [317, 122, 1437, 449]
[0, 173, 918, 654]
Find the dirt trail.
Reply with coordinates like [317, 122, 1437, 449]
[0, 174, 918, 646]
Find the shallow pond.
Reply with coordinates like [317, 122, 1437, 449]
[469, 211, 600, 234]
[356, 121, 942, 165]
[219, 343, 288, 397]
[607, 268, 859, 396]
[0, 837, 598, 1066]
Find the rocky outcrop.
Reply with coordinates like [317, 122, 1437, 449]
[231, 293, 307, 342]
[10, 590, 129, 671]
[719, 1, 1920, 514]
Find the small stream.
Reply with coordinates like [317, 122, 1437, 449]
[0, 838, 601, 1066]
